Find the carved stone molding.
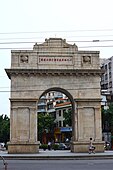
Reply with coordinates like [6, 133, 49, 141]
[20, 55, 29, 63]
[83, 56, 91, 63]
[5, 68, 104, 79]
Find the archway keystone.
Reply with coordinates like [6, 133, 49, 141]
[5, 38, 104, 153]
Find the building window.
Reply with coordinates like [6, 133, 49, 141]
[59, 110, 61, 117]
[59, 121, 61, 127]
[104, 83, 108, 89]
[105, 64, 107, 70]
[101, 75, 104, 81]
[105, 74, 107, 80]
[101, 84, 104, 89]
[108, 62, 111, 69]
[109, 81, 112, 88]
[109, 72, 111, 79]
[63, 121, 66, 127]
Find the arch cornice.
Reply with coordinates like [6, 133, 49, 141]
[5, 68, 104, 79]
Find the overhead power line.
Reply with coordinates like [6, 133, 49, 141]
[0, 45, 113, 50]
[0, 39, 113, 44]
[0, 83, 102, 93]
[79, 45, 113, 48]
[0, 81, 99, 89]
[0, 39, 113, 51]
[0, 47, 32, 50]
[0, 28, 113, 34]
[0, 87, 100, 93]
[1, 34, 113, 41]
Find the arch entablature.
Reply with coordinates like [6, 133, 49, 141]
[6, 68, 103, 79]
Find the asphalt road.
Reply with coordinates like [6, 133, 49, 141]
[1, 159, 113, 170]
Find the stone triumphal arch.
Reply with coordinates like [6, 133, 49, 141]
[6, 38, 104, 153]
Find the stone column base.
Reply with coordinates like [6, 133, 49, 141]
[70, 141, 105, 153]
[7, 141, 40, 154]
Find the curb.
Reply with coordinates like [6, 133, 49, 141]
[1, 150, 113, 160]
[1, 155, 113, 160]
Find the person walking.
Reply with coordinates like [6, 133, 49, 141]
[88, 138, 95, 154]
[48, 141, 51, 150]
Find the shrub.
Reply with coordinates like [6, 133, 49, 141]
[52, 143, 59, 150]
[40, 144, 48, 150]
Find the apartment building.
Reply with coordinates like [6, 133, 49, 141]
[37, 91, 72, 125]
[37, 91, 72, 143]
[101, 57, 113, 94]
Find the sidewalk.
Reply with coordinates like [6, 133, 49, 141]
[1, 149, 113, 160]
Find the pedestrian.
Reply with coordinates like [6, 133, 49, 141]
[48, 141, 51, 150]
[88, 138, 95, 154]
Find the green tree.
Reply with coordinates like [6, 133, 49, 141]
[102, 103, 113, 133]
[38, 113, 55, 142]
[0, 114, 10, 145]
[63, 109, 72, 126]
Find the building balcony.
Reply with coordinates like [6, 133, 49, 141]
[47, 108, 55, 113]
[37, 109, 46, 113]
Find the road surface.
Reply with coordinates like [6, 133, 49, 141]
[1, 159, 113, 170]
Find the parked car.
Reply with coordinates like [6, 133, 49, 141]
[54, 143, 70, 150]
[58, 143, 68, 150]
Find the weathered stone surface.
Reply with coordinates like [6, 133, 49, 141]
[6, 38, 104, 153]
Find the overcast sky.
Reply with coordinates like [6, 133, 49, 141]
[0, 0, 113, 117]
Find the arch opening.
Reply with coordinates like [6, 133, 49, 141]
[37, 87, 75, 151]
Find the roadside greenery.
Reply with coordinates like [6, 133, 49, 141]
[0, 114, 10, 145]
[102, 103, 113, 133]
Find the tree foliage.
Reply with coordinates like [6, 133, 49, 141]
[102, 104, 113, 133]
[0, 114, 10, 144]
[38, 113, 55, 142]
[63, 109, 72, 126]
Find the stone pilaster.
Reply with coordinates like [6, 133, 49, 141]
[71, 100, 104, 152]
[8, 99, 40, 154]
